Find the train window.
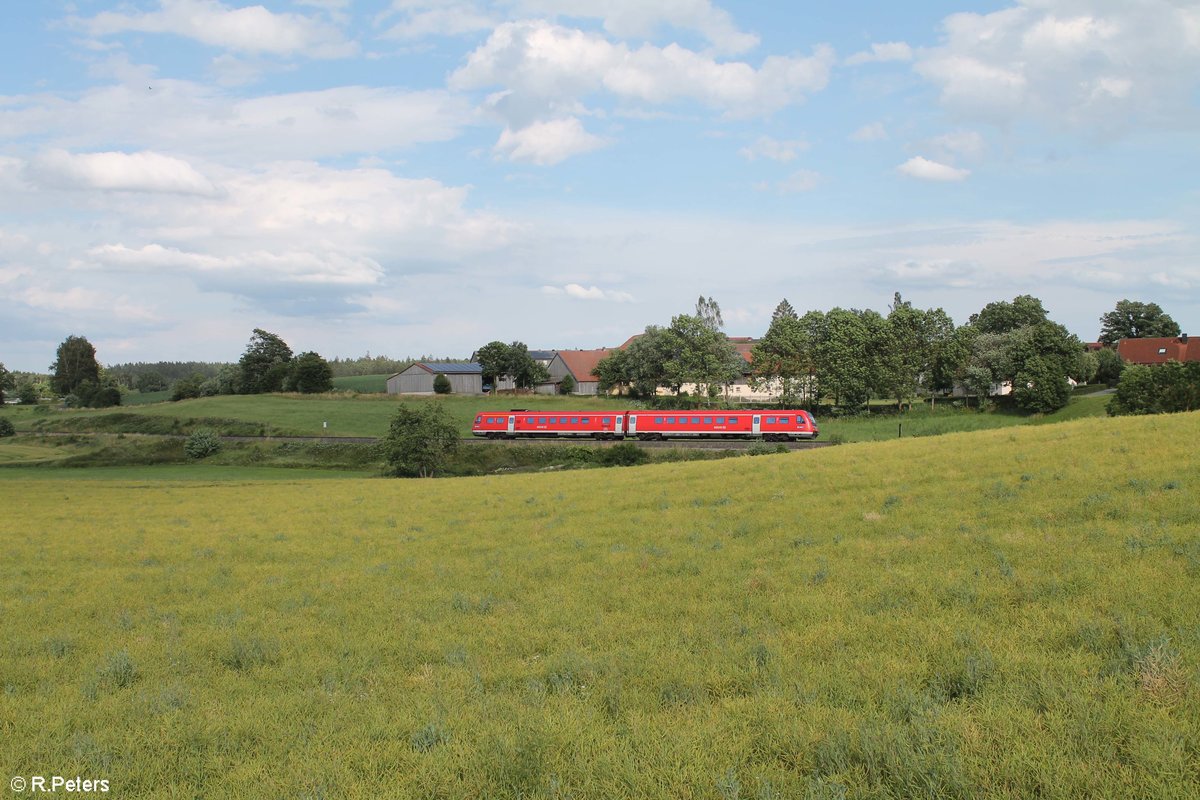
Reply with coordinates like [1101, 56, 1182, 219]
[779, 416, 789, 424]
[581, 417, 589, 424]
[704, 417, 713, 424]
[715, 416, 724, 424]
[655, 417, 664, 424]
[486, 417, 494, 424]
[766, 417, 776, 424]
[527, 418, 535, 424]
[570, 417, 578, 424]
[475, 416, 481, 423]
[691, 417, 700, 424]
[538, 417, 547, 424]
[602, 417, 611, 424]
[666, 417, 675, 424]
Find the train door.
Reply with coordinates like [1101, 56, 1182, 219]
[507, 416, 516, 435]
[752, 415, 761, 436]
[627, 414, 638, 436]
[613, 415, 624, 436]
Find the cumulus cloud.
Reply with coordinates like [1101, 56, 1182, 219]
[26, 149, 219, 196]
[494, 117, 608, 164]
[76, 0, 357, 58]
[916, 1, 1200, 133]
[845, 41, 913, 66]
[739, 135, 809, 162]
[541, 283, 634, 302]
[897, 156, 970, 182]
[450, 20, 835, 128]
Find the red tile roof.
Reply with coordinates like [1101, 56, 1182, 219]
[1117, 336, 1198, 365]
[556, 349, 613, 382]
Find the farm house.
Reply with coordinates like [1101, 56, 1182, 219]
[386, 362, 514, 395]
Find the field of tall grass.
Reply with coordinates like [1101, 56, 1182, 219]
[1, 412, 1196, 797]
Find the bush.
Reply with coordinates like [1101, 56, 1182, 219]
[0, 417, 14, 437]
[597, 443, 648, 467]
[433, 373, 452, 395]
[558, 375, 576, 395]
[184, 428, 223, 459]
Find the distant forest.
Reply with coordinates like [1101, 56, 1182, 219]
[105, 353, 461, 387]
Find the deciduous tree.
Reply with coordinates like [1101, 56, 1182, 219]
[50, 335, 101, 396]
[285, 351, 334, 394]
[1098, 300, 1181, 345]
[382, 403, 459, 478]
[238, 329, 293, 394]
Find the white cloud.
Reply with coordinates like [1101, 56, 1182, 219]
[845, 41, 913, 66]
[382, 0, 759, 54]
[27, 149, 220, 196]
[86, 243, 384, 287]
[870, 259, 988, 289]
[897, 156, 970, 182]
[518, 0, 760, 55]
[739, 135, 809, 162]
[1, 83, 472, 163]
[494, 117, 608, 165]
[541, 283, 634, 302]
[916, 1, 1200, 133]
[451, 20, 835, 129]
[77, 0, 357, 58]
[851, 122, 888, 142]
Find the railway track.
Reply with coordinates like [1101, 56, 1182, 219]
[15, 430, 832, 450]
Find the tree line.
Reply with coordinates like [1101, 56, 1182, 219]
[594, 295, 1182, 415]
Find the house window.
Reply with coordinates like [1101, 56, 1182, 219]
[1158, 347, 1168, 355]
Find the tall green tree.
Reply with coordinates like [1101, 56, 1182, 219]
[285, 351, 334, 393]
[1098, 300, 1181, 345]
[505, 342, 550, 390]
[664, 312, 743, 401]
[382, 403, 459, 478]
[810, 308, 881, 409]
[50, 335, 101, 396]
[238, 329, 293, 394]
[474, 340, 511, 389]
[0, 362, 13, 403]
[1094, 347, 1125, 385]
[969, 294, 1048, 334]
[749, 299, 814, 406]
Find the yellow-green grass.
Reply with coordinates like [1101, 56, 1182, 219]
[0, 439, 77, 465]
[2, 412, 1197, 797]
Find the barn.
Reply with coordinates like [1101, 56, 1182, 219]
[545, 349, 613, 395]
[386, 362, 514, 395]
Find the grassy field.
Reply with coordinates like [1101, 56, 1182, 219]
[3, 391, 1110, 442]
[332, 373, 392, 393]
[1, 412, 1197, 798]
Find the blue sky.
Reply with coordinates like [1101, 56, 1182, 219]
[2, 0, 1198, 371]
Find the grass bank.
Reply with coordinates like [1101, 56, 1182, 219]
[1, 412, 1196, 797]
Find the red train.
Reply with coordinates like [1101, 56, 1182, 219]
[472, 409, 818, 442]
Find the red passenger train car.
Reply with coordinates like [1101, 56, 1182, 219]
[472, 411, 625, 439]
[472, 409, 818, 441]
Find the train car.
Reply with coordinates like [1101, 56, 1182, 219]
[472, 411, 625, 439]
[625, 410, 818, 441]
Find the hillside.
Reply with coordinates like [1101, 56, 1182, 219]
[1, 412, 1197, 798]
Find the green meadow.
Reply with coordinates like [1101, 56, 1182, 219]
[1, 412, 1197, 798]
[6, 390, 1109, 441]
